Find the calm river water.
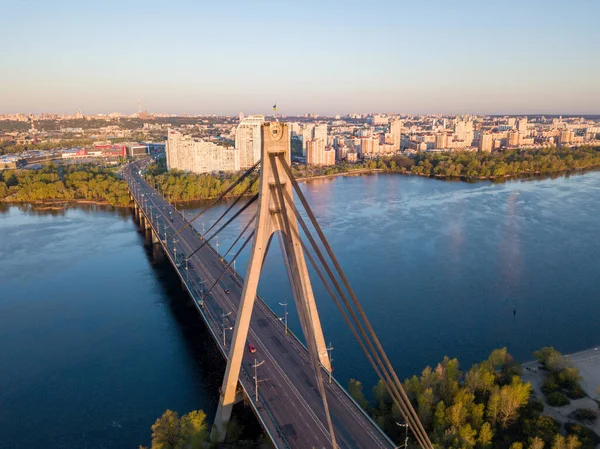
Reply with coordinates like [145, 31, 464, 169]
[1, 172, 599, 448]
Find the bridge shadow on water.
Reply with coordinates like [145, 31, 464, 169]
[132, 212, 264, 444]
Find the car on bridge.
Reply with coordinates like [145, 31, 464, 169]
[224, 289, 231, 294]
[248, 343, 256, 353]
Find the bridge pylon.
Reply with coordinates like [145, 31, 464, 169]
[212, 122, 332, 441]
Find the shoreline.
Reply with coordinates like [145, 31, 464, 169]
[0, 199, 131, 210]
[4, 164, 600, 209]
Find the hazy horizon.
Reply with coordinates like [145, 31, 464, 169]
[2, 0, 599, 115]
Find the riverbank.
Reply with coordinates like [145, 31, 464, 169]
[0, 198, 131, 210]
[522, 347, 600, 443]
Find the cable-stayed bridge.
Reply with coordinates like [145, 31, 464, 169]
[124, 122, 433, 449]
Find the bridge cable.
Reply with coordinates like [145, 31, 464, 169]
[279, 157, 432, 449]
[201, 229, 255, 304]
[279, 186, 431, 449]
[181, 175, 257, 243]
[221, 211, 257, 264]
[279, 161, 432, 449]
[185, 193, 258, 262]
[270, 155, 339, 449]
[277, 154, 433, 449]
[170, 161, 260, 239]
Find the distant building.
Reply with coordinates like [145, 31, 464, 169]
[454, 121, 474, 145]
[235, 115, 264, 169]
[507, 130, 521, 147]
[435, 133, 447, 150]
[478, 133, 493, 152]
[389, 120, 402, 149]
[306, 138, 326, 165]
[518, 117, 528, 136]
[301, 124, 315, 154]
[359, 137, 379, 158]
[313, 124, 327, 143]
[126, 143, 148, 157]
[167, 130, 240, 173]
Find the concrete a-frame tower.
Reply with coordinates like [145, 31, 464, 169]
[212, 122, 332, 439]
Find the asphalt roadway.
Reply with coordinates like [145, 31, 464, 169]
[124, 160, 395, 449]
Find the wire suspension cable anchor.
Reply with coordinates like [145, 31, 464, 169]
[170, 160, 260, 239]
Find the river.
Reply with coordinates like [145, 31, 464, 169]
[1, 172, 599, 448]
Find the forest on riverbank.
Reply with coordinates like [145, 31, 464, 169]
[349, 347, 599, 449]
[0, 163, 131, 206]
[143, 145, 600, 203]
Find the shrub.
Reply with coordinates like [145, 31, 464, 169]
[565, 384, 587, 400]
[564, 422, 600, 448]
[568, 408, 598, 423]
[545, 391, 570, 407]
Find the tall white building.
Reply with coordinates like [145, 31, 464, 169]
[454, 120, 474, 145]
[301, 124, 315, 155]
[390, 120, 402, 149]
[166, 130, 240, 174]
[313, 124, 327, 142]
[235, 115, 264, 169]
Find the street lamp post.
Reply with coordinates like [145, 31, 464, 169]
[395, 422, 409, 449]
[278, 302, 288, 335]
[327, 342, 334, 384]
[253, 359, 265, 402]
[222, 311, 232, 347]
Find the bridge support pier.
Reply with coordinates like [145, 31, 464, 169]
[151, 230, 159, 244]
[212, 122, 332, 442]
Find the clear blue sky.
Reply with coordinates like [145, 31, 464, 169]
[1, 0, 598, 116]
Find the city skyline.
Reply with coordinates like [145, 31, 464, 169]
[2, 0, 599, 115]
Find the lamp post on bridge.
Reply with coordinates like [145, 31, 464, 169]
[395, 422, 409, 449]
[252, 359, 266, 402]
[326, 342, 334, 384]
[172, 238, 179, 261]
[225, 251, 236, 273]
[278, 302, 288, 336]
[221, 311, 232, 347]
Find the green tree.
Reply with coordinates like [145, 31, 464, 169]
[477, 422, 493, 448]
[151, 410, 185, 449]
[529, 436, 545, 449]
[348, 378, 369, 410]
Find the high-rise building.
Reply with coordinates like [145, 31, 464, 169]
[390, 120, 402, 149]
[313, 124, 327, 142]
[454, 120, 474, 144]
[235, 115, 264, 169]
[167, 130, 240, 173]
[323, 147, 335, 166]
[518, 117, 528, 135]
[301, 124, 315, 154]
[507, 130, 521, 147]
[478, 133, 493, 152]
[359, 137, 379, 157]
[306, 138, 331, 165]
[435, 133, 447, 150]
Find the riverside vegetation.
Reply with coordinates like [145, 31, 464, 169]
[144, 145, 600, 203]
[141, 347, 598, 449]
[4, 145, 599, 207]
[0, 163, 132, 206]
[349, 347, 599, 449]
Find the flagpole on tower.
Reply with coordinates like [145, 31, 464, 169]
[273, 102, 277, 122]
